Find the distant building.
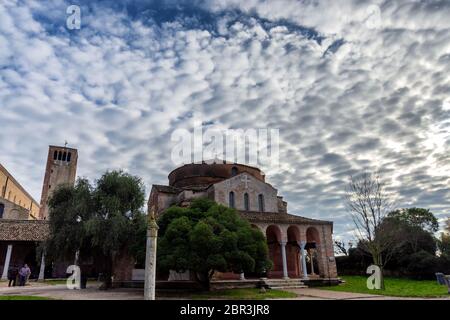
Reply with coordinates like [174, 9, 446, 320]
[39, 146, 78, 219]
[0, 145, 77, 280]
[0, 164, 40, 220]
[0, 163, 46, 280]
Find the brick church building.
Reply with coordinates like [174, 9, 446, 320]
[150, 161, 338, 281]
[1, 147, 338, 285]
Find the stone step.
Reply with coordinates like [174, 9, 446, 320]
[263, 278, 306, 289]
[270, 285, 307, 290]
[264, 279, 303, 283]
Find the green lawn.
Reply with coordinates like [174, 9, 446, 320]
[41, 279, 99, 285]
[0, 295, 54, 300]
[191, 288, 297, 300]
[322, 275, 449, 297]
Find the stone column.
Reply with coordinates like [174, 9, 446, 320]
[144, 207, 159, 300]
[298, 241, 308, 279]
[38, 251, 46, 281]
[1, 244, 13, 280]
[310, 249, 315, 275]
[280, 241, 289, 279]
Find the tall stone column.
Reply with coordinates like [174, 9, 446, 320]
[298, 241, 308, 279]
[310, 249, 315, 275]
[280, 241, 289, 279]
[144, 207, 159, 300]
[38, 251, 46, 281]
[1, 244, 13, 280]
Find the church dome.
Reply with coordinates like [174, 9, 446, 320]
[168, 161, 265, 188]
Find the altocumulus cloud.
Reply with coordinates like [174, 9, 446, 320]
[0, 0, 449, 240]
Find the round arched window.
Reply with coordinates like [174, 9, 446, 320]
[244, 193, 250, 211]
[229, 191, 235, 208]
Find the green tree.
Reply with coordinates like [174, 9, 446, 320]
[370, 208, 439, 279]
[387, 208, 439, 233]
[439, 218, 450, 257]
[157, 198, 272, 289]
[45, 171, 147, 289]
[45, 178, 94, 270]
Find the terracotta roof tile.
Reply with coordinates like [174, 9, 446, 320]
[0, 219, 49, 241]
[152, 185, 181, 194]
[238, 211, 332, 225]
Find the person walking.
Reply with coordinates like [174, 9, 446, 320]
[19, 264, 31, 286]
[7, 265, 18, 287]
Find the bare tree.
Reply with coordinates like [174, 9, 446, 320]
[334, 240, 348, 256]
[345, 172, 396, 289]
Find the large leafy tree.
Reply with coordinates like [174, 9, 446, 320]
[383, 208, 438, 254]
[439, 218, 450, 258]
[157, 198, 272, 289]
[45, 171, 147, 289]
[45, 178, 94, 267]
[387, 208, 439, 233]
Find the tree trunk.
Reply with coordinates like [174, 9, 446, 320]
[195, 271, 211, 291]
[100, 255, 113, 290]
[379, 266, 385, 290]
[371, 250, 385, 290]
[77, 255, 87, 289]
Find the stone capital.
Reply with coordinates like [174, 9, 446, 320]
[298, 240, 306, 249]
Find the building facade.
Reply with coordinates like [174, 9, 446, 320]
[149, 161, 338, 280]
[0, 164, 40, 220]
[0, 145, 77, 280]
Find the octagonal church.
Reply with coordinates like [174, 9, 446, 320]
[149, 161, 338, 281]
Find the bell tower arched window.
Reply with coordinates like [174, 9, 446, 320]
[229, 191, 235, 208]
[231, 167, 238, 177]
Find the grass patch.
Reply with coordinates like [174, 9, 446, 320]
[41, 279, 99, 286]
[322, 275, 449, 297]
[191, 288, 297, 300]
[0, 295, 54, 300]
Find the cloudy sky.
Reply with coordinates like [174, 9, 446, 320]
[1, 0, 449, 240]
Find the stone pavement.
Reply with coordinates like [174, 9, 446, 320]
[0, 282, 144, 300]
[1, 281, 449, 300]
[285, 288, 450, 300]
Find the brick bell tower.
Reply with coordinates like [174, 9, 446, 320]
[39, 145, 78, 219]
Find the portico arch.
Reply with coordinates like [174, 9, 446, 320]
[306, 227, 322, 277]
[266, 225, 283, 278]
[287, 226, 301, 278]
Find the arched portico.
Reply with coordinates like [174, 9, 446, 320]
[266, 225, 287, 278]
[306, 226, 322, 277]
[286, 226, 301, 278]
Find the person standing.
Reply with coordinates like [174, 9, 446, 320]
[7, 265, 18, 287]
[19, 264, 31, 286]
